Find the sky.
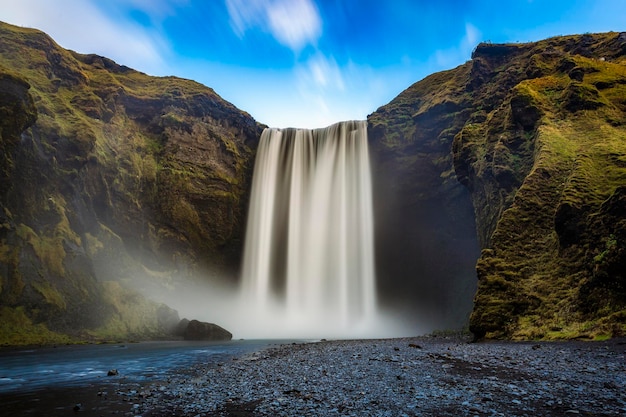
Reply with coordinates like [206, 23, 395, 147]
[1, 0, 625, 129]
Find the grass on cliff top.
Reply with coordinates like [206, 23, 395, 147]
[0, 21, 221, 100]
[368, 62, 471, 151]
[0, 21, 181, 214]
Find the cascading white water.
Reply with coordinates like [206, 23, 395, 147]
[240, 120, 377, 336]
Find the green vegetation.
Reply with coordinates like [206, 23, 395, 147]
[370, 31, 626, 340]
[85, 281, 162, 342]
[0, 21, 262, 345]
[1, 20, 624, 344]
[0, 306, 75, 346]
[461, 34, 626, 340]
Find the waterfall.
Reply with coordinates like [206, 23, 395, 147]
[240, 120, 377, 336]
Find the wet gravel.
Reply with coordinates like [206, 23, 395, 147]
[6, 336, 624, 416]
[116, 336, 626, 416]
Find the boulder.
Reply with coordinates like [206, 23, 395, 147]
[183, 320, 232, 341]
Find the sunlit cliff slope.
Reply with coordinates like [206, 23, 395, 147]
[0, 21, 262, 345]
[369, 32, 626, 340]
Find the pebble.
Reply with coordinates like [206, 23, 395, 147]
[101, 336, 625, 416]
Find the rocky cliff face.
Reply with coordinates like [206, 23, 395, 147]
[368, 66, 480, 331]
[0, 22, 262, 345]
[2, 20, 625, 344]
[369, 32, 626, 339]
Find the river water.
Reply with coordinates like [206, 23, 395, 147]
[0, 339, 275, 416]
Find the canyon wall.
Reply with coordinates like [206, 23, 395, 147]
[370, 32, 626, 339]
[0, 22, 262, 344]
[1, 19, 625, 343]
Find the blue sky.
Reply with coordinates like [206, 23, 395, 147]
[2, 0, 625, 128]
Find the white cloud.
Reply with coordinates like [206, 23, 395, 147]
[298, 53, 345, 90]
[461, 22, 481, 53]
[266, 0, 321, 51]
[225, 0, 262, 36]
[225, 0, 322, 52]
[0, 0, 172, 76]
[270, 53, 402, 128]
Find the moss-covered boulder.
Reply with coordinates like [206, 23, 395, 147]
[182, 319, 232, 341]
[0, 21, 262, 345]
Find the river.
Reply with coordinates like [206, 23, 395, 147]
[0, 339, 275, 416]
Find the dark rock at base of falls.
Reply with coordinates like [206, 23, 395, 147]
[182, 319, 232, 341]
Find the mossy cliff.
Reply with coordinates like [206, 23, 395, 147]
[0, 21, 262, 345]
[369, 32, 626, 340]
[368, 66, 480, 331]
[2, 19, 625, 344]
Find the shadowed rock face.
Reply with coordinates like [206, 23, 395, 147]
[0, 21, 262, 344]
[0, 72, 37, 198]
[367, 65, 480, 332]
[370, 31, 626, 340]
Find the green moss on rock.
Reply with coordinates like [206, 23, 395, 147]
[370, 31, 626, 339]
[457, 33, 626, 340]
[0, 21, 261, 345]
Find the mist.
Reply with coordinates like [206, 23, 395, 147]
[138, 276, 422, 340]
[118, 117, 480, 340]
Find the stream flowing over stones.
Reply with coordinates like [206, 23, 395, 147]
[240, 121, 378, 337]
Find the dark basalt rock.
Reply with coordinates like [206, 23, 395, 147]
[555, 202, 587, 247]
[157, 305, 182, 335]
[183, 320, 232, 341]
[173, 318, 190, 337]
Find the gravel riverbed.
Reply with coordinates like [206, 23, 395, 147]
[8, 336, 624, 416]
[114, 336, 626, 417]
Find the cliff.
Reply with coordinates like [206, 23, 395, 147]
[0, 21, 262, 345]
[369, 32, 626, 339]
[2, 19, 625, 343]
[368, 66, 480, 331]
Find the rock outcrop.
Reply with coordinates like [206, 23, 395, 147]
[182, 319, 232, 341]
[0, 21, 261, 345]
[370, 32, 626, 339]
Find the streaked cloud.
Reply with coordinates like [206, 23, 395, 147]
[298, 53, 345, 91]
[2, 0, 623, 129]
[225, 0, 322, 52]
[1, 0, 171, 75]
